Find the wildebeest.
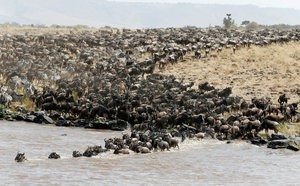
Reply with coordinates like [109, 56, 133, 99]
[164, 134, 179, 149]
[280, 102, 298, 122]
[0, 93, 12, 106]
[260, 119, 279, 134]
[194, 50, 201, 59]
[278, 94, 289, 105]
[15, 152, 27, 162]
[114, 148, 130, 154]
[154, 138, 170, 151]
[137, 146, 151, 153]
[194, 132, 205, 140]
[83, 145, 108, 157]
[72, 151, 83, 158]
[48, 152, 60, 159]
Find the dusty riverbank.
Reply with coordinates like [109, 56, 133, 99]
[0, 26, 299, 152]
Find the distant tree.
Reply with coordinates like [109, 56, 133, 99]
[241, 20, 250, 26]
[246, 21, 259, 31]
[51, 24, 62, 28]
[73, 25, 89, 30]
[223, 14, 235, 29]
[11, 22, 20, 27]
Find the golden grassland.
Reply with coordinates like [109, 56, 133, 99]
[156, 42, 300, 103]
[156, 42, 300, 135]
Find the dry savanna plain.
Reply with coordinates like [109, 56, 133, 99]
[156, 42, 300, 135]
[156, 42, 300, 104]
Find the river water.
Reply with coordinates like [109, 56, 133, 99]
[0, 121, 299, 185]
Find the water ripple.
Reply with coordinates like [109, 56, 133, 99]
[1, 121, 299, 185]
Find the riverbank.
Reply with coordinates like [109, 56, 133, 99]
[0, 26, 299, 153]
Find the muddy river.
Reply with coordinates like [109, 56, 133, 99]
[0, 121, 299, 185]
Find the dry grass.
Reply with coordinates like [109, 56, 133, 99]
[156, 42, 300, 135]
[295, 125, 300, 136]
[20, 96, 36, 111]
[10, 96, 36, 112]
[156, 42, 300, 104]
[0, 25, 99, 35]
[285, 123, 300, 137]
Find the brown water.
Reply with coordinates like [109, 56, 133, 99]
[1, 121, 299, 185]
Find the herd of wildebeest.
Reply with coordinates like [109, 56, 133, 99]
[0, 27, 299, 162]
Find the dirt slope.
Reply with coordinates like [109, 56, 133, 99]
[156, 42, 300, 104]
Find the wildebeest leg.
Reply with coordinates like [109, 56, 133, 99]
[265, 127, 269, 134]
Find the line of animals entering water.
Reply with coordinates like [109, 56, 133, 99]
[14, 92, 300, 163]
[11, 89, 300, 163]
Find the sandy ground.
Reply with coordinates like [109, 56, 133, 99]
[156, 42, 300, 104]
